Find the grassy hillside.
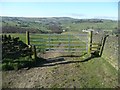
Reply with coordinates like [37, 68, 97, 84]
[2, 16, 118, 33]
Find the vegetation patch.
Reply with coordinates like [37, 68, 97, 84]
[1, 34, 35, 70]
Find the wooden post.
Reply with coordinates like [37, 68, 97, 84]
[26, 31, 30, 45]
[88, 31, 93, 54]
[32, 45, 37, 60]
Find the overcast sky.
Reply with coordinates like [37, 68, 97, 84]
[0, 1, 119, 20]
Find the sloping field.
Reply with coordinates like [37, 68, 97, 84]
[2, 55, 118, 88]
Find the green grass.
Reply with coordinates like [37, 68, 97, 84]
[2, 56, 34, 70]
[62, 20, 117, 31]
[78, 57, 118, 88]
[54, 56, 118, 88]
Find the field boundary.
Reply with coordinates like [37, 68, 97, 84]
[25, 31, 107, 58]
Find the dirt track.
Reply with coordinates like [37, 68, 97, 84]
[2, 51, 118, 88]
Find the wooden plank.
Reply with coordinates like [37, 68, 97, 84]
[32, 45, 37, 60]
[26, 31, 30, 45]
[30, 33, 87, 36]
[88, 31, 93, 54]
[91, 43, 101, 45]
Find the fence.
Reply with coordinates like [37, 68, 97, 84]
[30, 33, 88, 53]
[26, 31, 106, 58]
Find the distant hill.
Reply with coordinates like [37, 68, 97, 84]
[1, 16, 118, 33]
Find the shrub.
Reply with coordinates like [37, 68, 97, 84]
[2, 35, 34, 71]
[2, 62, 14, 70]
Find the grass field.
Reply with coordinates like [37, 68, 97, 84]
[62, 20, 117, 31]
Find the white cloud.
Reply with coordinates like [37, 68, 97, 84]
[93, 16, 118, 20]
[70, 13, 86, 17]
[67, 13, 87, 19]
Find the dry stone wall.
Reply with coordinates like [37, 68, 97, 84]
[102, 35, 118, 70]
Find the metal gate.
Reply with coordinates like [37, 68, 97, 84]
[29, 32, 88, 55]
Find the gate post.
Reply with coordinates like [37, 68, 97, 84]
[88, 31, 93, 54]
[32, 45, 37, 60]
[26, 31, 30, 45]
